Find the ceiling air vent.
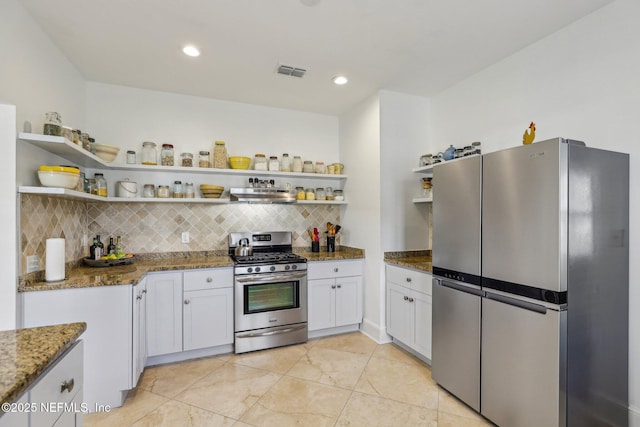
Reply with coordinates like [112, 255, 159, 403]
[277, 64, 307, 78]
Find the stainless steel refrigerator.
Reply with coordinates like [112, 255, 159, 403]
[432, 138, 629, 427]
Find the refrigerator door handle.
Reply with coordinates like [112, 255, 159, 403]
[485, 292, 547, 314]
[437, 278, 484, 297]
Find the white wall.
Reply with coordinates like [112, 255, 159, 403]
[379, 90, 431, 251]
[339, 94, 383, 340]
[85, 82, 339, 171]
[428, 0, 640, 421]
[0, 0, 85, 330]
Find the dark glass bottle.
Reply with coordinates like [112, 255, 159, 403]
[89, 236, 97, 259]
[107, 237, 116, 255]
[95, 235, 104, 259]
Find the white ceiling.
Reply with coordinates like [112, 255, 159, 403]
[21, 0, 612, 115]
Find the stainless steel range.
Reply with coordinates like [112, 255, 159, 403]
[229, 231, 308, 354]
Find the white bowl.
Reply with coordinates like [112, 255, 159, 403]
[93, 143, 120, 163]
[38, 171, 80, 189]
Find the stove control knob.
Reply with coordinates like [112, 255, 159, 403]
[292, 264, 297, 270]
[285, 265, 291, 271]
[255, 267, 261, 273]
[247, 267, 253, 273]
[270, 266, 276, 272]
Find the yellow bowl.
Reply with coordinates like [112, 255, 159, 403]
[38, 170, 80, 189]
[39, 165, 80, 174]
[229, 156, 251, 170]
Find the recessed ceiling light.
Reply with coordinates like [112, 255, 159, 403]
[182, 45, 200, 57]
[332, 75, 348, 85]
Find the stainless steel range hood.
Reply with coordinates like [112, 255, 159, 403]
[230, 187, 296, 203]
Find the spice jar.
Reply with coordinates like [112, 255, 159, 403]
[199, 151, 210, 168]
[303, 160, 314, 173]
[94, 173, 108, 197]
[213, 141, 227, 168]
[254, 154, 268, 171]
[292, 156, 303, 173]
[281, 153, 291, 172]
[43, 112, 62, 136]
[305, 188, 315, 200]
[82, 133, 91, 151]
[268, 156, 280, 171]
[157, 185, 170, 198]
[126, 150, 136, 164]
[185, 182, 195, 198]
[333, 190, 344, 201]
[181, 152, 193, 167]
[316, 187, 326, 200]
[296, 187, 306, 200]
[141, 141, 157, 165]
[420, 154, 433, 166]
[315, 161, 326, 174]
[86, 178, 96, 194]
[173, 180, 183, 198]
[326, 187, 334, 200]
[161, 144, 175, 166]
[143, 184, 155, 198]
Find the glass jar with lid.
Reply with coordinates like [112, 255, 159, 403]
[302, 160, 314, 173]
[316, 187, 326, 200]
[161, 144, 174, 166]
[126, 150, 137, 164]
[305, 188, 316, 200]
[213, 141, 227, 169]
[292, 156, 303, 173]
[296, 186, 306, 200]
[315, 161, 326, 174]
[254, 154, 268, 171]
[268, 156, 280, 171]
[142, 184, 155, 198]
[333, 189, 344, 201]
[199, 151, 210, 168]
[157, 185, 170, 198]
[82, 133, 91, 151]
[281, 153, 291, 172]
[185, 182, 195, 198]
[173, 181, 183, 198]
[326, 187, 334, 200]
[141, 141, 158, 165]
[43, 112, 62, 136]
[94, 173, 108, 197]
[181, 152, 193, 167]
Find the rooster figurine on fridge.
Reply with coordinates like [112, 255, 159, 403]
[522, 121, 536, 144]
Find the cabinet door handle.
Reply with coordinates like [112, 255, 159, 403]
[406, 277, 412, 283]
[60, 378, 74, 394]
[206, 277, 213, 283]
[331, 285, 336, 289]
[184, 299, 190, 305]
[136, 294, 142, 300]
[404, 295, 409, 301]
[334, 268, 339, 272]
[337, 284, 342, 289]
[408, 297, 414, 302]
[142, 289, 147, 294]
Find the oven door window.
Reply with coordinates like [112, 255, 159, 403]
[244, 281, 299, 314]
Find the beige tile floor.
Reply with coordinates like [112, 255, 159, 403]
[85, 332, 494, 426]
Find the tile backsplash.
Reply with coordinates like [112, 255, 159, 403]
[20, 194, 340, 274]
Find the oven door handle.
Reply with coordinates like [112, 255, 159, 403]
[235, 272, 307, 283]
[236, 324, 307, 338]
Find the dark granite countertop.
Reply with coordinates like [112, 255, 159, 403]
[0, 322, 86, 406]
[19, 247, 365, 292]
[384, 250, 432, 273]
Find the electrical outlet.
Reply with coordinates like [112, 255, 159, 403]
[181, 232, 190, 244]
[82, 234, 88, 247]
[26, 255, 40, 273]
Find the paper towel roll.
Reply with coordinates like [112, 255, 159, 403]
[45, 238, 65, 282]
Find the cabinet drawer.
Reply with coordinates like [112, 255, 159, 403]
[386, 265, 432, 295]
[30, 341, 83, 427]
[308, 260, 363, 279]
[183, 268, 233, 291]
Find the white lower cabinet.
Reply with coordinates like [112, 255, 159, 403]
[21, 286, 131, 410]
[131, 278, 147, 387]
[308, 260, 363, 332]
[386, 265, 432, 360]
[0, 341, 84, 427]
[146, 272, 183, 357]
[147, 268, 234, 357]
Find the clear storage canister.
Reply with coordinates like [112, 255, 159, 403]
[268, 156, 280, 171]
[94, 173, 108, 197]
[173, 180, 183, 198]
[141, 141, 158, 165]
[303, 160, 314, 173]
[281, 153, 291, 172]
[316, 187, 326, 200]
[161, 144, 174, 166]
[181, 152, 193, 167]
[126, 150, 137, 164]
[213, 141, 227, 169]
[333, 189, 344, 201]
[296, 186, 306, 200]
[185, 182, 195, 198]
[292, 156, 303, 173]
[254, 154, 268, 171]
[315, 161, 326, 174]
[157, 185, 170, 198]
[305, 188, 315, 200]
[143, 184, 155, 198]
[199, 151, 210, 168]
